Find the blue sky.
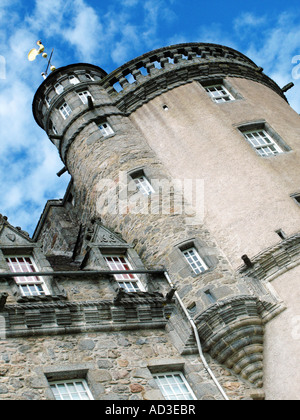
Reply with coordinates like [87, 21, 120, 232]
[0, 0, 300, 236]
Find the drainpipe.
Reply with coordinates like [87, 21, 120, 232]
[164, 271, 229, 401]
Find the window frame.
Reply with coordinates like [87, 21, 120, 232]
[78, 90, 94, 105]
[98, 122, 114, 137]
[49, 379, 94, 401]
[153, 371, 197, 401]
[104, 254, 145, 293]
[59, 102, 72, 120]
[242, 129, 283, 157]
[69, 75, 80, 85]
[205, 84, 235, 103]
[5, 255, 50, 297]
[182, 247, 208, 275]
[132, 174, 154, 196]
[54, 82, 64, 95]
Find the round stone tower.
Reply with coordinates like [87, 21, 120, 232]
[32, 43, 300, 399]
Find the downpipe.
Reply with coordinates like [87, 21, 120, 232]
[164, 272, 229, 401]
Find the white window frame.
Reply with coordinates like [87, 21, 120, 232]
[78, 90, 94, 105]
[133, 175, 154, 196]
[153, 372, 197, 400]
[69, 75, 80, 85]
[99, 122, 114, 137]
[45, 95, 51, 108]
[54, 82, 64, 95]
[59, 102, 72, 120]
[182, 247, 208, 274]
[243, 129, 283, 157]
[104, 255, 145, 293]
[49, 379, 94, 400]
[205, 84, 235, 103]
[5, 255, 50, 297]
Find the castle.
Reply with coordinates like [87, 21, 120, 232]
[0, 42, 299, 400]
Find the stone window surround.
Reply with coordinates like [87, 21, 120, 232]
[291, 192, 300, 207]
[39, 363, 100, 401]
[235, 119, 291, 155]
[127, 167, 155, 195]
[174, 238, 218, 278]
[200, 77, 244, 102]
[0, 246, 65, 301]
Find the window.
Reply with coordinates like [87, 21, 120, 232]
[242, 129, 283, 157]
[205, 84, 235, 103]
[99, 122, 114, 137]
[182, 247, 208, 274]
[132, 174, 154, 196]
[59, 102, 72, 120]
[49, 379, 94, 400]
[54, 82, 64, 95]
[153, 372, 196, 400]
[104, 255, 144, 292]
[86, 73, 94, 81]
[69, 75, 80, 85]
[78, 91, 93, 105]
[5, 256, 49, 297]
[45, 95, 51, 108]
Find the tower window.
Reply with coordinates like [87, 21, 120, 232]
[153, 372, 196, 400]
[85, 73, 94, 81]
[69, 75, 80, 85]
[130, 171, 154, 195]
[54, 82, 64, 95]
[45, 95, 51, 108]
[78, 91, 93, 105]
[182, 247, 208, 274]
[291, 193, 300, 206]
[5, 256, 49, 297]
[59, 102, 72, 120]
[49, 379, 94, 400]
[205, 84, 235, 103]
[104, 255, 144, 293]
[99, 122, 114, 137]
[242, 129, 283, 157]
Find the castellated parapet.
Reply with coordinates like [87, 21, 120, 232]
[0, 43, 299, 400]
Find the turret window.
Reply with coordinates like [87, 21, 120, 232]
[5, 256, 49, 297]
[69, 75, 80, 85]
[59, 102, 72, 120]
[182, 247, 208, 274]
[99, 122, 114, 137]
[205, 84, 235, 103]
[54, 82, 64, 95]
[242, 129, 283, 157]
[104, 255, 144, 292]
[78, 91, 93, 104]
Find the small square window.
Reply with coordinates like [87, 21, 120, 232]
[182, 247, 208, 274]
[99, 122, 114, 137]
[153, 372, 196, 400]
[59, 102, 72, 120]
[104, 255, 145, 292]
[49, 379, 94, 400]
[5, 255, 50, 297]
[86, 73, 94, 81]
[205, 84, 235, 103]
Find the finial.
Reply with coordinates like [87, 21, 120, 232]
[28, 40, 56, 78]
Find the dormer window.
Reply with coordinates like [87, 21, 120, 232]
[54, 82, 64, 95]
[104, 255, 144, 292]
[5, 256, 50, 297]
